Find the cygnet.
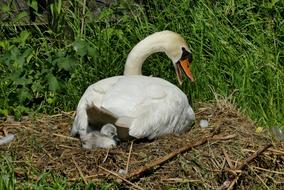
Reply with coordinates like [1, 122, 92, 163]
[81, 123, 120, 149]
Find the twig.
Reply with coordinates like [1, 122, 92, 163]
[125, 141, 134, 174]
[98, 166, 144, 190]
[22, 125, 40, 133]
[127, 134, 236, 179]
[244, 148, 284, 156]
[59, 144, 81, 149]
[102, 148, 110, 163]
[248, 165, 270, 190]
[42, 148, 53, 159]
[226, 174, 240, 190]
[222, 147, 233, 169]
[49, 111, 74, 118]
[219, 143, 273, 190]
[268, 148, 284, 155]
[162, 178, 202, 183]
[252, 166, 284, 175]
[210, 169, 242, 175]
[238, 143, 272, 170]
[53, 133, 79, 141]
[69, 176, 101, 182]
[2, 127, 8, 136]
[80, 0, 87, 35]
[72, 157, 87, 184]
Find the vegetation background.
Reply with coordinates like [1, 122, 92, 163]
[0, 0, 284, 188]
[1, 0, 283, 127]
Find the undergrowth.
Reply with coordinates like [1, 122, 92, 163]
[0, 156, 119, 190]
[0, 0, 283, 127]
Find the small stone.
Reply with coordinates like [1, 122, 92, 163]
[199, 119, 209, 128]
[118, 169, 127, 175]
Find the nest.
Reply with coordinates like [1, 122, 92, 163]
[1, 101, 284, 189]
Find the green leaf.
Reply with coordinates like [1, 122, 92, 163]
[56, 0, 62, 15]
[72, 40, 88, 57]
[15, 12, 29, 22]
[53, 57, 75, 71]
[1, 4, 10, 13]
[19, 30, 31, 45]
[0, 40, 9, 49]
[22, 48, 33, 61]
[46, 73, 60, 92]
[14, 105, 30, 120]
[31, 80, 43, 93]
[87, 46, 97, 58]
[18, 87, 33, 103]
[13, 75, 32, 86]
[30, 0, 38, 11]
[0, 109, 8, 117]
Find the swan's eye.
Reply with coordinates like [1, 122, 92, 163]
[181, 47, 192, 63]
[110, 132, 116, 136]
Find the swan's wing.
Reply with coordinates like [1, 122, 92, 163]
[86, 105, 117, 126]
[86, 105, 130, 140]
[101, 76, 167, 118]
[71, 76, 124, 137]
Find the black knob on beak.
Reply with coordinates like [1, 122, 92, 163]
[113, 135, 121, 144]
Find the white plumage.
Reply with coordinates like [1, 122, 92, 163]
[81, 123, 119, 149]
[71, 31, 195, 146]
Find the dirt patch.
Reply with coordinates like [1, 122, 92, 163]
[1, 101, 284, 189]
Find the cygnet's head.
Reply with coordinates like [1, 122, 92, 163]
[101, 124, 118, 138]
[81, 124, 120, 149]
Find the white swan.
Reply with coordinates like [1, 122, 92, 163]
[71, 30, 195, 142]
[81, 123, 119, 149]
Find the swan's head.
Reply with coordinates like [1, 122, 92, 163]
[172, 47, 193, 85]
[125, 30, 194, 84]
[161, 31, 194, 84]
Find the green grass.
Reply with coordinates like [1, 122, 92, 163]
[0, 155, 120, 190]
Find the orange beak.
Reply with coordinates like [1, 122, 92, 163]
[175, 58, 194, 85]
[180, 59, 194, 82]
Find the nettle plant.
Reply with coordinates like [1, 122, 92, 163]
[0, 30, 97, 118]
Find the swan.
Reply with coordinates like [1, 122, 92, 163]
[71, 30, 195, 143]
[81, 123, 119, 149]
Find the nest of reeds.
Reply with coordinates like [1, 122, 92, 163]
[1, 100, 284, 189]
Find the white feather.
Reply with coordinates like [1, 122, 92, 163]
[0, 134, 15, 145]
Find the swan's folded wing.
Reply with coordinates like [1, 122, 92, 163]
[86, 105, 130, 140]
[86, 105, 117, 125]
[101, 76, 168, 117]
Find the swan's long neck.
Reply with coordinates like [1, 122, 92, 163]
[124, 32, 172, 75]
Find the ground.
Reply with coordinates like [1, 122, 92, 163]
[1, 101, 284, 189]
